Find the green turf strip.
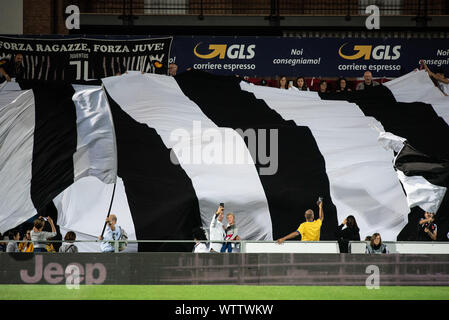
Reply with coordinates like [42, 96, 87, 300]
[1, 285, 449, 300]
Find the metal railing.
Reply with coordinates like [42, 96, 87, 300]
[69, 0, 448, 16]
[3, 239, 449, 254]
[2, 239, 242, 253]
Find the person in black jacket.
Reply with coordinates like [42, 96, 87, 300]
[336, 215, 360, 253]
[0, 53, 24, 82]
[417, 211, 437, 241]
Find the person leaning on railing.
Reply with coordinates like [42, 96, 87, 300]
[59, 231, 79, 253]
[366, 233, 389, 254]
[6, 230, 20, 253]
[276, 199, 324, 243]
[220, 213, 241, 253]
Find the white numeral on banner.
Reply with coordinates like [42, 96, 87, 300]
[69, 60, 89, 80]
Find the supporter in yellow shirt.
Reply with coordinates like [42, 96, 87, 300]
[276, 199, 324, 243]
[18, 230, 34, 252]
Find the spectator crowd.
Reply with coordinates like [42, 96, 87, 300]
[186, 199, 442, 254]
[1, 52, 447, 96]
[255, 67, 447, 96]
[0, 216, 79, 253]
[0, 186, 443, 255]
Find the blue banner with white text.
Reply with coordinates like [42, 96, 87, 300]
[170, 36, 449, 78]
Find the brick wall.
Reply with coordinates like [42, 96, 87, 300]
[22, 0, 148, 34]
[23, 0, 52, 34]
[77, 0, 144, 14]
[403, 0, 448, 15]
[23, 0, 101, 35]
[23, 0, 68, 34]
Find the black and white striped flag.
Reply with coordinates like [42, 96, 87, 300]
[1, 69, 448, 250]
[0, 81, 117, 232]
[56, 70, 448, 251]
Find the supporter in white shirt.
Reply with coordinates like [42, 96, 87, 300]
[30, 216, 57, 253]
[6, 230, 20, 253]
[209, 205, 226, 253]
[98, 214, 122, 253]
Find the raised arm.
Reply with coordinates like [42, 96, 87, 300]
[318, 201, 324, 222]
[45, 217, 56, 234]
[276, 231, 300, 244]
[210, 206, 224, 229]
[335, 219, 346, 237]
[39, 216, 56, 234]
[210, 212, 218, 229]
[419, 218, 428, 225]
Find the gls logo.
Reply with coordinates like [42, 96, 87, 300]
[194, 43, 256, 60]
[338, 43, 401, 60]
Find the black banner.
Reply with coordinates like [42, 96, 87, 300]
[0, 36, 172, 82]
[0, 300, 443, 318]
[2, 253, 449, 285]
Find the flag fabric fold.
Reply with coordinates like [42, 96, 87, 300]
[379, 132, 448, 214]
[0, 82, 117, 233]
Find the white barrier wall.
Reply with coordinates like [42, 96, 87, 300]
[241, 241, 340, 253]
[240, 241, 449, 254]
[350, 241, 449, 254]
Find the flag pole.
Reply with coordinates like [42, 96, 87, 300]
[100, 182, 117, 238]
